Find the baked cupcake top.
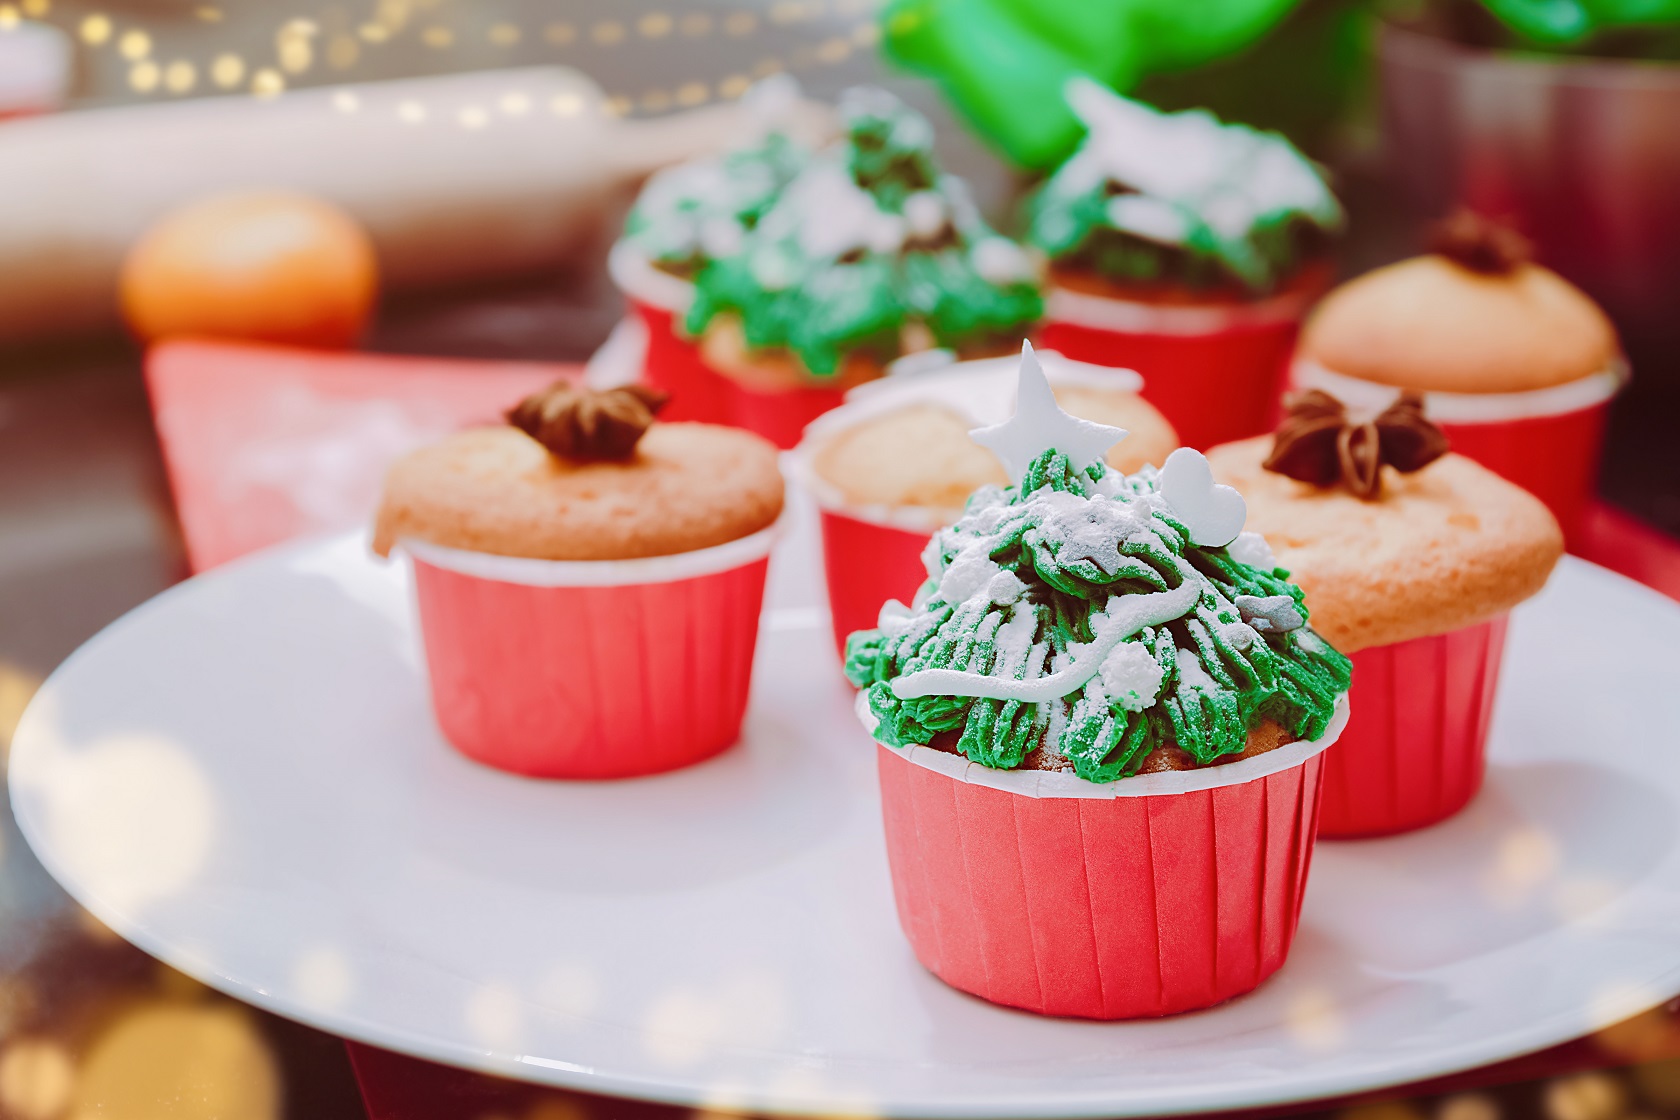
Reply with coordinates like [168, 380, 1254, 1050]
[684, 87, 1043, 377]
[1299, 213, 1619, 395]
[800, 351, 1177, 527]
[845, 345, 1350, 783]
[373, 382, 784, 561]
[1206, 391, 1563, 652]
[1027, 78, 1341, 297]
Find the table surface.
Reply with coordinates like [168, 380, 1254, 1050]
[4, 81, 1680, 1120]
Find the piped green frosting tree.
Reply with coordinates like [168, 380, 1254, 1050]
[844, 345, 1350, 782]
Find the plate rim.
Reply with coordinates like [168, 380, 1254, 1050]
[10, 537, 1680, 1118]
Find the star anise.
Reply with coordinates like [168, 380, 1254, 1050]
[1263, 389, 1449, 500]
[506, 382, 669, 461]
[1428, 209, 1532, 275]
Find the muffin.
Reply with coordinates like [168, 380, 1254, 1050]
[845, 345, 1351, 1019]
[1291, 211, 1624, 543]
[374, 381, 785, 779]
[1031, 78, 1342, 450]
[1207, 389, 1563, 836]
[793, 347, 1178, 656]
[628, 86, 1042, 449]
[609, 78, 816, 426]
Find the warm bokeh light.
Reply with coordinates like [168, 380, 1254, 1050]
[127, 60, 158, 93]
[249, 67, 284, 97]
[210, 52, 244, 88]
[1542, 1070, 1626, 1120]
[115, 27, 147, 59]
[76, 12, 108, 45]
[70, 1002, 279, 1120]
[0, 1038, 75, 1120]
[163, 60, 195, 94]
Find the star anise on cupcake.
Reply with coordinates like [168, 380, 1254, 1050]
[1263, 389, 1449, 500]
[1428, 210, 1533, 276]
[507, 382, 670, 461]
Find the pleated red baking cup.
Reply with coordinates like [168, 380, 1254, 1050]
[792, 355, 1149, 659]
[401, 521, 778, 779]
[867, 693, 1349, 1019]
[608, 241, 725, 424]
[1040, 283, 1313, 451]
[1318, 615, 1509, 838]
[815, 509, 931, 660]
[1291, 358, 1625, 548]
[609, 240, 860, 449]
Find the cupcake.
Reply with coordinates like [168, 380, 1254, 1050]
[795, 348, 1177, 658]
[373, 381, 785, 779]
[1031, 78, 1342, 451]
[844, 344, 1351, 1019]
[1207, 390, 1563, 836]
[610, 79, 815, 425]
[1289, 212, 1625, 545]
[626, 86, 1042, 449]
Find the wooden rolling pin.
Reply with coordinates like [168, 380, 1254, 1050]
[0, 67, 823, 343]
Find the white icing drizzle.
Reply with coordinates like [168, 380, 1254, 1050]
[889, 581, 1198, 701]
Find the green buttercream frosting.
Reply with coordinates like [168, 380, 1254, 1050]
[684, 87, 1043, 377]
[622, 132, 809, 276]
[1027, 78, 1342, 295]
[844, 449, 1350, 783]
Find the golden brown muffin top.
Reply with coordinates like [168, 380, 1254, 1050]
[373, 422, 784, 561]
[811, 386, 1177, 518]
[1206, 436, 1562, 652]
[1300, 255, 1618, 395]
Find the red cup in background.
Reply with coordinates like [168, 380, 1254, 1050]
[871, 696, 1348, 1019]
[1042, 283, 1315, 451]
[1291, 358, 1624, 548]
[609, 240, 872, 449]
[608, 242, 724, 424]
[1319, 615, 1508, 838]
[403, 524, 777, 779]
[817, 508, 931, 660]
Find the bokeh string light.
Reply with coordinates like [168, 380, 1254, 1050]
[0, 0, 887, 121]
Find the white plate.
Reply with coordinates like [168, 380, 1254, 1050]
[11, 520, 1680, 1119]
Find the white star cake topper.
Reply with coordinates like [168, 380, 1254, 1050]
[969, 341, 1128, 483]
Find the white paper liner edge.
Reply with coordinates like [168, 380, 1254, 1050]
[1046, 283, 1311, 336]
[859, 691, 1349, 800]
[400, 514, 783, 587]
[1291, 358, 1627, 423]
[607, 240, 696, 314]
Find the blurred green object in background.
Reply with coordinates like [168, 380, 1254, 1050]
[1479, 0, 1680, 45]
[879, 0, 1305, 169]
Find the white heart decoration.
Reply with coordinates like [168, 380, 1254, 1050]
[1158, 447, 1247, 548]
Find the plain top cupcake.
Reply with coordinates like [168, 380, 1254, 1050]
[1206, 395, 1563, 653]
[801, 353, 1177, 526]
[373, 382, 784, 561]
[1028, 78, 1342, 299]
[1298, 214, 1619, 395]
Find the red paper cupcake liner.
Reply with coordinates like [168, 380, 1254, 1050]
[1041, 285, 1310, 451]
[817, 509, 932, 660]
[872, 697, 1347, 1019]
[1318, 615, 1509, 838]
[610, 241, 856, 449]
[404, 526, 776, 779]
[1290, 358, 1623, 547]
